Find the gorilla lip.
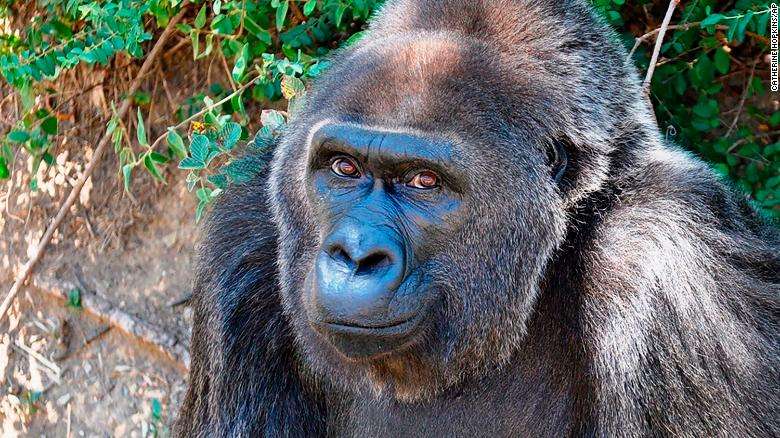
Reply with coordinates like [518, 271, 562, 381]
[318, 312, 419, 332]
[310, 307, 428, 359]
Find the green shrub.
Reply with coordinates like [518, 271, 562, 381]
[0, 0, 776, 219]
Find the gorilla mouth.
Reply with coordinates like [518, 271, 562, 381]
[321, 313, 419, 332]
[312, 310, 427, 359]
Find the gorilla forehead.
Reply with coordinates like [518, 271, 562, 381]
[307, 33, 562, 145]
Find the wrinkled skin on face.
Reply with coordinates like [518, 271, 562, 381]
[268, 35, 569, 399]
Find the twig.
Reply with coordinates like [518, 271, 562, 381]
[4, 149, 24, 223]
[33, 275, 190, 369]
[0, 7, 188, 327]
[219, 46, 238, 91]
[726, 130, 780, 153]
[628, 22, 696, 60]
[168, 291, 193, 308]
[163, 36, 190, 60]
[13, 338, 62, 382]
[147, 73, 261, 151]
[66, 403, 72, 438]
[628, 23, 769, 61]
[643, 0, 680, 92]
[725, 60, 757, 138]
[289, 0, 306, 24]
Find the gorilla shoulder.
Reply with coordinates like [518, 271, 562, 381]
[578, 146, 779, 436]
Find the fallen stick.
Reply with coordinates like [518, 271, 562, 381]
[33, 276, 190, 369]
[13, 338, 62, 382]
[0, 7, 188, 326]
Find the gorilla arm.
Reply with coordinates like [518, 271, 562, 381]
[173, 178, 328, 437]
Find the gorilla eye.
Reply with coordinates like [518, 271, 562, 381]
[408, 171, 440, 189]
[331, 157, 361, 178]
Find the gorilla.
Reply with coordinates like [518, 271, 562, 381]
[175, 0, 779, 436]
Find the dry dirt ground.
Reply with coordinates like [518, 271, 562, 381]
[0, 154, 198, 435]
[0, 157, 197, 436]
[0, 57, 210, 433]
[0, 32, 278, 433]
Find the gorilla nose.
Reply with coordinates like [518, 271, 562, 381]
[327, 242, 394, 276]
[314, 223, 407, 328]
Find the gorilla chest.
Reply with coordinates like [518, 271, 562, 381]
[343, 371, 575, 437]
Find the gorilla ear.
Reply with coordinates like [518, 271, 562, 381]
[548, 138, 570, 185]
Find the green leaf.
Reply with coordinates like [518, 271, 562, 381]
[41, 116, 58, 135]
[213, 0, 222, 15]
[208, 173, 228, 189]
[735, 11, 754, 42]
[136, 108, 148, 146]
[133, 91, 151, 106]
[167, 129, 187, 158]
[252, 126, 277, 151]
[232, 43, 249, 82]
[7, 130, 30, 143]
[220, 122, 242, 150]
[756, 11, 770, 36]
[143, 153, 165, 182]
[345, 31, 367, 46]
[712, 163, 730, 177]
[196, 187, 211, 202]
[1, 144, 11, 162]
[122, 163, 133, 192]
[179, 157, 206, 170]
[151, 399, 162, 420]
[281, 75, 305, 99]
[261, 110, 286, 131]
[231, 91, 246, 115]
[334, 4, 347, 27]
[150, 152, 169, 164]
[20, 82, 34, 112]
[190, 134, 210, 162]
[0, 157, 9, 179]
[66, 288, 81, 309]
[224, 155, 264, 184]
[700, 14, 724, 27]
[713, 48, 730, 75]
[190, 29, 200, 59]
[276, 1, 289, 30]
[186, 172, 200, 191]
[196, 34, 215, 60]
[195, 199, 207, 222]
[770, 112, 780, 128]
[195, 5, 207, 29]
[303, 0, 317, 16]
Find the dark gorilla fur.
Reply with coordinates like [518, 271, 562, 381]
[175, 0, 779, 436]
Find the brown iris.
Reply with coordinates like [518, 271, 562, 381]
[331, 157, 360, 178]
[408, 171, 439, 189]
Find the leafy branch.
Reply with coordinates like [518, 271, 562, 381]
[0, 6, 189, 325]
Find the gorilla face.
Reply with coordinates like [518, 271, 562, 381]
[305, 123, 467, 359]
[268, 36, 570, 399]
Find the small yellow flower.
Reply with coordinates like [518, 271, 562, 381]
[191, 121, 207, 133]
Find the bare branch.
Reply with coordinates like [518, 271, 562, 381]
[643, 0, 680, 92]
[725, 60, 757, 138]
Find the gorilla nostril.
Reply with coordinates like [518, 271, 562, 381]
[355, 252, 391, 275]
[328, 245, 353, 266]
